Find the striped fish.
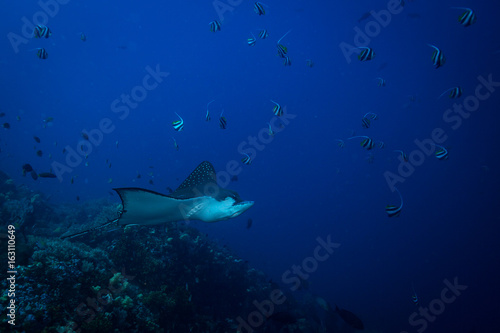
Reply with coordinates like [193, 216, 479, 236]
[276, 30, 291, 58]
[80, 32, 87, 42]
[209, 20, 221, 32]
[283, 56, 291, 66]
[378, 141, 385, 149]
[36, 48, 48, 59]
[267, 123, 275, 136]
[361, 112, 377, 128]
[394, 150, 409, 162]
[248, 34, 257, 46]
[358, 47, 375, 61]
[347, 136, 375, 150]
[361, 117, 371, 129]
[412, 286, 419, 306]
[258, 29, 269, 39]
[434, 145, 449, 160]
[386, 187, 403, 217]
[439, 86, 462, 99]
[33, 25, 51, 38]
[172, 137, 179, 151]
[376, 77, 386, 87]
[428, 44, 446, 68]
[219, 111, 227, 129]
[172, 113, 184, 131]
[271, 100, 283, 116]
[336, 139, 345, 148]
[306, 59, 314, 67]
[206, 100, 215, 121]
[241, 153, 252, 165]
[453, 7, 476, 27]
[360, 137, 375, 150]
[277, 44, 287, 58]
[254, 2, 265, 15]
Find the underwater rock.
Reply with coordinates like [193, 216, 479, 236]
[0, 174, 320, 332]
[0, 170, 16, 194]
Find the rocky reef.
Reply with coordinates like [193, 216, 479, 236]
[0, 171, 329, 332]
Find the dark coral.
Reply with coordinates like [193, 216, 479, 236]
[0, 173, 319, 332]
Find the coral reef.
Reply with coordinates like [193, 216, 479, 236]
[0, 172, 324, 332]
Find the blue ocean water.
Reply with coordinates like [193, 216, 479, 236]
[1, 0, 499, 332]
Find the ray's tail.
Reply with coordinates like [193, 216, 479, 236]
[60, 218, 120, 240]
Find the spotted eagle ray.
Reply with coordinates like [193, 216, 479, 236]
[61, 161, 254, 239]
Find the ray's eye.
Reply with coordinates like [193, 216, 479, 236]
[230, 193, 242, 203]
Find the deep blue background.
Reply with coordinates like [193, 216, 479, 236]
[1, 0, 500, 332]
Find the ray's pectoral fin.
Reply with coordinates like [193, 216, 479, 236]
[114, 187, 191, 225]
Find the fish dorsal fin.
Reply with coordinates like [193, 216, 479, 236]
[174, 161, 217, 192]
